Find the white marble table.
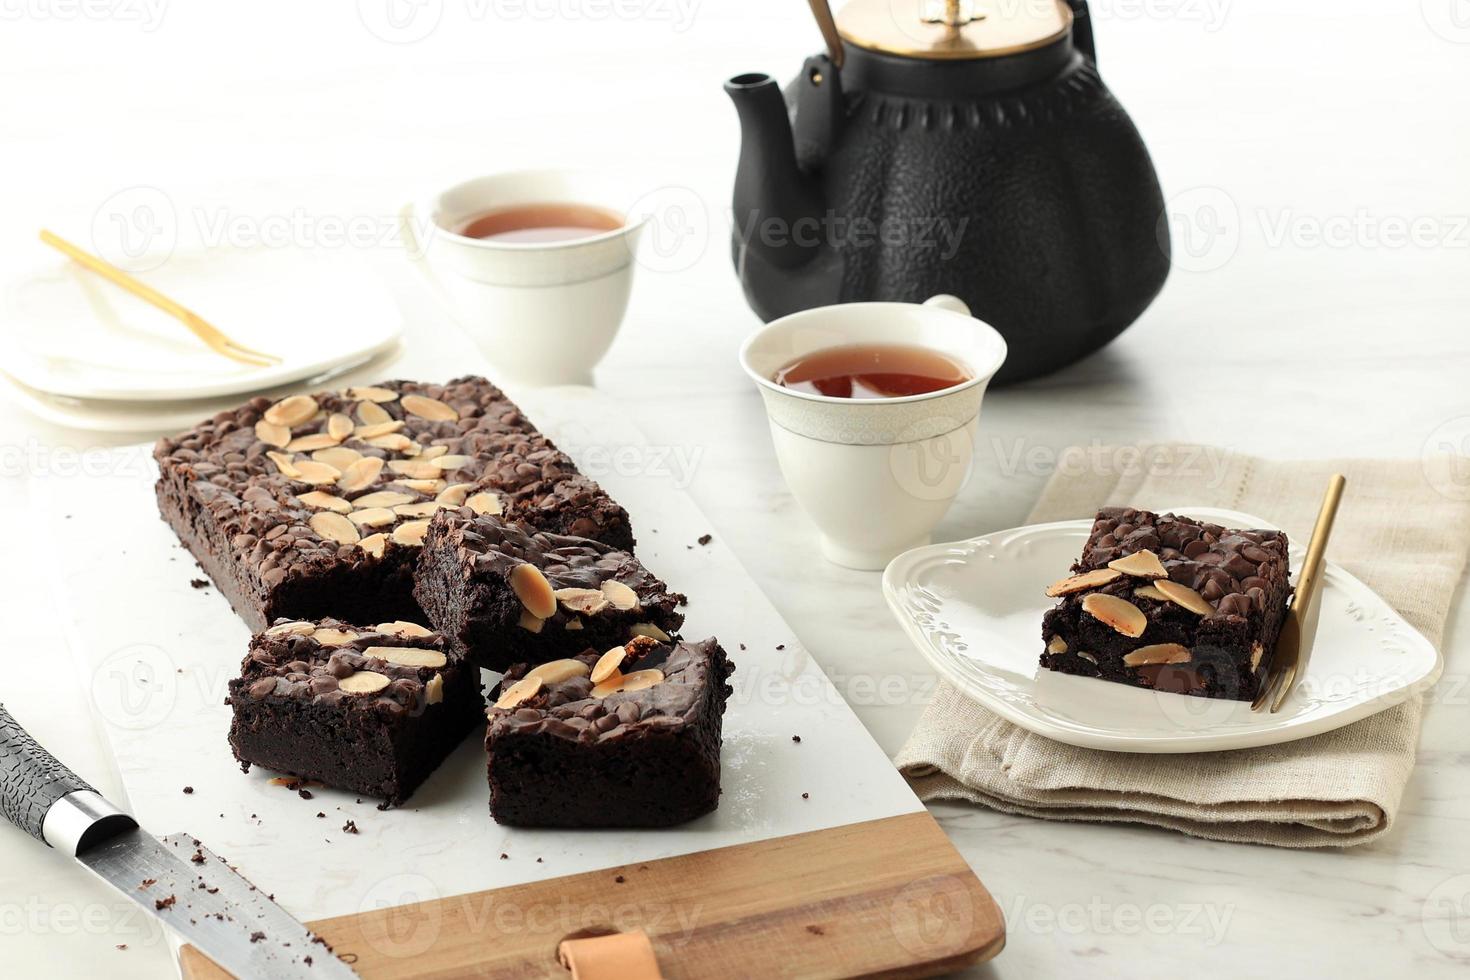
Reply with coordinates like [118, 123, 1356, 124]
[2, 3, 1469, 976]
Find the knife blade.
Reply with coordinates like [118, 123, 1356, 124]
[0, 702, 354, 979]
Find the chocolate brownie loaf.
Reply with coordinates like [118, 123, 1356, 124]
[1040, 507, 1291, 701]
[227, 618, 484, 804]
[414, 511, 684, 671]
[485, 636, 733, 827]
[154, 376, 633, 631]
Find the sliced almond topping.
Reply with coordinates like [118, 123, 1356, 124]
[555, 587, 609, 616]
[401, 393, 459, 421]
[1044, 567, 1121, 598]
[366, 433, 415, 452]
[425, 674, 444, 705]
[565, 618, 583, 631]
[353, 490, 415, 509]
[264, 394, 318, 428]
[264, 620, 314, 637]
[254, 419, 290, 448]
[365, 645, 447, 669]
[1154, 579, 1214, 616]
[391, 519, 430, 547]
[358, 533, 387, 559]
[353, 420, 404, 439]
[326, 412, 355, 440]
[285, 432, 342, 453]
[629, 622, 671, 643]
[337, 456, 385, 493]
[1122, 643, 1192, 667]
[296, 491, 353, 514]
[1250, 641, 1265, 671]
[431, 454, 473, 471]
[349, 507, 396, 528]
[388, 460, 442, 480]
[1108, 550, 1168, 579]
[393, 501, 443, 519]
[1080, 593, 1147, 638]
[1077, 651, 1098, 665]
[311, 446, 362, 470]
[416, 445, 449, 460]
[466, 491, 502, 516]
[376, 621, 433, 637]
[518, 609, 545, 633]
[1134, 584, 1171, 602]
[495, 675, 542, 710]
[592, 668, 664, 699]
[265, 451, 300, 478]
[590, 647, 626, 684]
[309, 511, 361, 545]
[312, 627, 360, 646]
[357, 400, 392, 426]
[510, 563, 557, 618]
[392, 478, 445, 493]
[528, 659, 592, 684]
[292, 460, 342, 486]
[436, 483, 473, 507]
[1046, 636, 1068, 654]
[338, 670, 390, 695]
[600, 580, 640, 611]
[349, 386, 399, 403]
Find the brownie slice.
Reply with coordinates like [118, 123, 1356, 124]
[154, 376, 634, 631]
[1040, 507, 1291, 701]
[227, 618, 484, 804]
[414, 511, 685, 671]
[485, 637, 733, 828]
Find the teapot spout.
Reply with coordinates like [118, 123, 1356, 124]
[725, 73, 825, 270]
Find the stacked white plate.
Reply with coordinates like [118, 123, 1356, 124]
[0, 246, 403, 432]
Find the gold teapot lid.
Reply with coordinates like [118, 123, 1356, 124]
[830, 0, 1072, 61]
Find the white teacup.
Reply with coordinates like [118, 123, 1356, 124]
[399, 171, 647, 386]
[740, 295, 1008, 570]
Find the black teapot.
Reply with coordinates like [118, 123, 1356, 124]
[725, 0, 1169, 383]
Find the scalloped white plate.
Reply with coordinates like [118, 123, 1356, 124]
[882, 506, 1442, 753]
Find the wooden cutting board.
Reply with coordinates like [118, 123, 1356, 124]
[180, 812, 1004, 979]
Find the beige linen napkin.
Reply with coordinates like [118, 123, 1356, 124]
[895, 445, 1470, 847]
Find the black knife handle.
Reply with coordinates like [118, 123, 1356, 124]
[0, 701, 99, 844]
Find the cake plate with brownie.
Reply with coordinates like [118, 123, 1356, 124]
[883, 506, 1441, 752]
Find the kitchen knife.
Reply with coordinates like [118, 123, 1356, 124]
[0, 702, 355, 979]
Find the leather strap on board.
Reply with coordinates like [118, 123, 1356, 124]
[556, 930, 663, 980]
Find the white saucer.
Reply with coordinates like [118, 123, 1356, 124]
[882, 506, 1441, 753]
[2, 246, 402, 402]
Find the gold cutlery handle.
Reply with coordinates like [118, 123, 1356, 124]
[1293, 474, 1347, 624]
[39, 229, 196, 323]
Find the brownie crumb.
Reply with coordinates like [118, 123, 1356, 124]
[155, 896, 176, 911]
[801, 792, 809, 800]
[250, 931, 266, 943]
[189, 578, 210, 589]
[298, 789, 314, 800]
[190, 850, 205, 864]
[304, 956, 313, 966]
[791, 735, 801, 743]
[139, 878, 157, 889]
[116, 944, 127, 950]
[739, 643, 746, 650]
[499, 853, 508, 860]
[316, 812, 326, 818]
[535, 857, 543, 863]
[776, 644, 785, 650]
[806, 925, 825, 936]
[614, 875, 626, 884]
[182, 786, 194, 795]
[697, 534, 712, 546]
[342, 820, 359, 835]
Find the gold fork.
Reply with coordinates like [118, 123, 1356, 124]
[1252, 474, 1347, 712]
[39, 229, 282, 368]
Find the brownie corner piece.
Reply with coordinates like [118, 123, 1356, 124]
[152, 376, 633, 631]
[484, 636, 734, 828]
[227, 618, 485, 804]
[413, 511, 685, 671]
[1039, 507, 1291, 701]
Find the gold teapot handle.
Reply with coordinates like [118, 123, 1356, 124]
[807, 0, 845, 68]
